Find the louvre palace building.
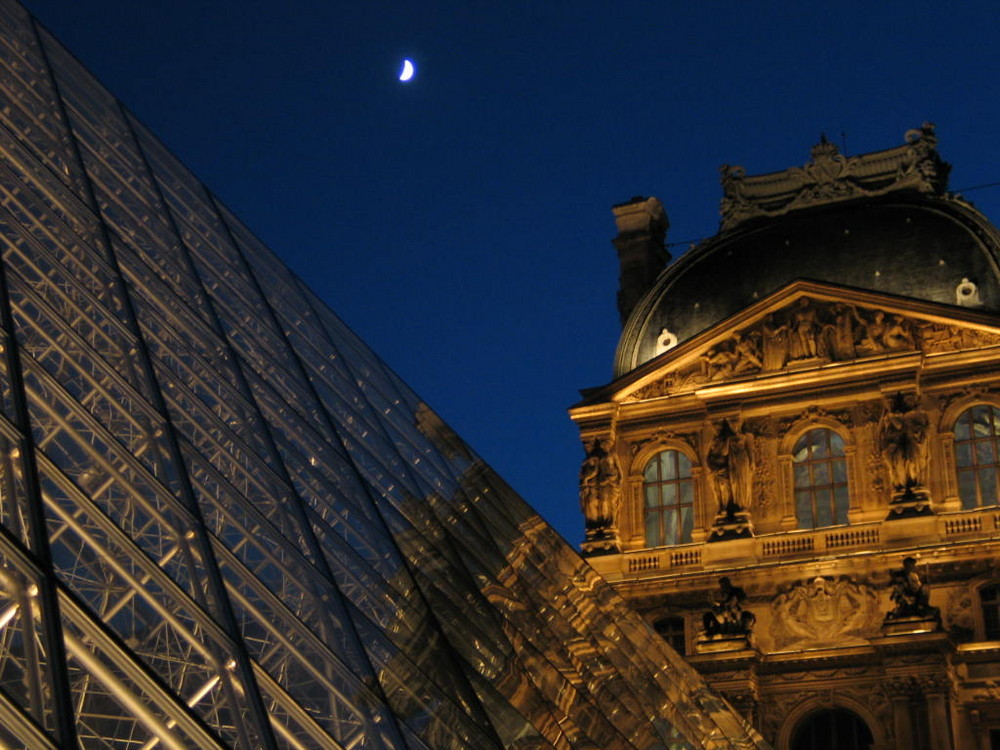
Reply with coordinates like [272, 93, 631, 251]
[572, 126, 1000, 749]
[0, 1, 768, 748]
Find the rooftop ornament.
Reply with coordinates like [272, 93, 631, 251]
[719, 123, 952, 231]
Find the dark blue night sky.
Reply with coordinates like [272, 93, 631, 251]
[23, 0, 1000, 544]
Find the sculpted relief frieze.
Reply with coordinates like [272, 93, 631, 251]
[629, 297, 1000, 401]
[770, 576, 880, 650]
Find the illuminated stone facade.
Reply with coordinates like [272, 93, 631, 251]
[0, 1, 765, 747]
[573, 129, 1000, 749]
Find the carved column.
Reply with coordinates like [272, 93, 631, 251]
[919, 675, 954, 750]
[844, 443, 864, 524]
[886, 678, 916, 749]
[777, 454, 796, 530]
[937, 431, 961, 512]
[925, 691, 950, 749]
[691, 466, 707, 543]
[625, 471, 644, 547]
[890, 695, 913, 749]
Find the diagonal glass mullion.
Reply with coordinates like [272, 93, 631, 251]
[57, 590, 231, 750]
[37, 466, 260, 747]
[0, 4, 84, 195]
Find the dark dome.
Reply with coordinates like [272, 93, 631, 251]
[615, 193, 1000, 376]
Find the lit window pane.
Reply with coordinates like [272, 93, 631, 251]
[979, 468, 998, 506]
[815, 489, 833, 527]
[958, 470, 977, 510]
[833, 486, 849, 524]
[645, 513, 661, 547]
[956, 442, 972, 468]
[662, 453, 677, 480]
[796, 490, 813, 528]
[679, 480, 693, 505]
[793, 463, 809, 486]
[813, 463, 830, 486]
[955, 418, 970, 441]
[663, 511, 678, 546]
[645, 485, 659, 509]
[681, 505, 693, 540]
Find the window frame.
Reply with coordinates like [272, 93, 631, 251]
[790, 426, 851, 530]
[953, 404, 1000, 510]
[641, 448, 695, 547]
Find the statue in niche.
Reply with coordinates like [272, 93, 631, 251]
[886, 557, 939, 621]
[732, 332, 763, 374]
[877, 392, 930, 500]
[703, 576, 755, 637]
[789, 297, 820, 359]
[761, 314, 789, 370]
[579, 438, 622, 533]
[707, 420, 754, 516]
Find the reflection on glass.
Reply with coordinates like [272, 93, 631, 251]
[0, 4, 766, 748]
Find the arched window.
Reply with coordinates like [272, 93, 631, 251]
[643, 450, 693, 546]
[791, 708, 873, 750]
[954, 405, 1000, 509]
[793, 428, 849, 529]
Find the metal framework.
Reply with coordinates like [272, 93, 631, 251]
[0, 2, 763, 747]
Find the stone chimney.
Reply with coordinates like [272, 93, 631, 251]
[612, 196, 669, 326]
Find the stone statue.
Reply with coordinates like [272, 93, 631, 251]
[886, 557, 939, 620]
[732, 332, 763, 374]
[877, 392, 930, 500]
[707, 420, 753, 516]
[579, 438, 622, 532]
[761, 314, 789, 370]
[703, 576, 755, 637]
[789, 297, 819, 359]
[701, 346, 737, 381]
[857, 310, 888, 355]
[828, 303, 860, 360]
[883, 315, 914, 351]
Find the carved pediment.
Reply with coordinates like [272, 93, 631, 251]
[624, 288, 1000, 402]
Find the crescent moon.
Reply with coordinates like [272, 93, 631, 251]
[399, 59, 414, 82]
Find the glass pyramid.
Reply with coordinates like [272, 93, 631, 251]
[0, 1, 764, 747]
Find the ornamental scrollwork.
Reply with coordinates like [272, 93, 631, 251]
[720, 124, 948, 230]
[937, 384, 993, 419]
[628, 428, 699, 459]
[776, 405, 852, 439]
[770, 576, 880, 649]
